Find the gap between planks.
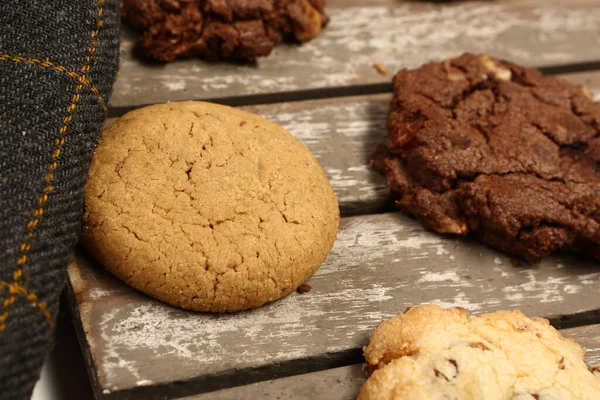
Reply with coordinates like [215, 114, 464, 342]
[108, 62, 600, 117]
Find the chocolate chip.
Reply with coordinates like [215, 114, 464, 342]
[434, 369, 449, 382]
[469, 342, 490, 351]
[558, 356, 565, 370]
[449, 359, 458, 371]
[434, 359, 458, 382]
[511, 394, 540, 400]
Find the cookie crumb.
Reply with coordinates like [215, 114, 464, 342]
[297, 283, 312, 294]
[372, 62, 388, 75]
[240, 120, 247, 127]
[510, 258, 522, 267]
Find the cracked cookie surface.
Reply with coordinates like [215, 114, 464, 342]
[83, 101, 339, 312]
[359, 304, 600, 400]
[372, 53, 600, 262]
[122, 0, 329, 61]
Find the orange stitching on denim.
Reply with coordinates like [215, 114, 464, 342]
[0, 53, 108, 114]
[0, 280, 54, 331]
[0, 0, 106, 333]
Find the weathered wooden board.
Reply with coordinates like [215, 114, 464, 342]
[103, 92, 390, 217]
[67, 212, 600, 399]
[183, 323, 600, 400]
[185, 323, 600, 400]
[181, 365, 366, 400]
[249, 70, 600, 215]
[104, 71, 600, 219]
[243, 94, 390, 216]
[111, 0, 600, 108]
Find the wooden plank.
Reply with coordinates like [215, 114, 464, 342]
[111, 0, 600, 108]
[183, 323, 600, 400]
[242, 94, 390, 217]
[564, 70, 600, 102]
[562, 324, 600, 367]
[104, 71, 600, 218]
[67, 212, 600, 399]
[180, 365, 365, 400]
[103, 93, 390, 218]
[250, 70, 600, 216]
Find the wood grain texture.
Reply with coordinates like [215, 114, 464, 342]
[104, 71, 600, 218]
[104, 93, 390, 218]
[246, 70, 600, 216]
[68, 212, 600, 399]
[242, 95, 390, 216]
[111, 0, 600, 108]
[180, 365, 365, 400]
[183, 323, 600, 400]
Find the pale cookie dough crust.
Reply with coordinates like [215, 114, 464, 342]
[83, 101, 339, 312]
[359, 304, 600, 400]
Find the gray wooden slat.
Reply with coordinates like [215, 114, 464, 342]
[104, 93, 389, 218]
[180, 365, 365, 400]
[241, 94, 390, 216]
[104, 71, 600, 218]
[112, 0, 600, 108]
[247, 70, 600, 215]
[68, 212, 600, 399]
[565, 70, 600, 102]
[182, 323, 600, 400]
[562, 324, 600, 367]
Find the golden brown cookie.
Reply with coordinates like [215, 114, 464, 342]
[83, 101, 339, 312]
[359, 305, 600, 400]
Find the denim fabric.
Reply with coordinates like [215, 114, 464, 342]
[0, 1, 120, 398]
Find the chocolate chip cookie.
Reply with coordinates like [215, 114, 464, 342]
[122, 0, 329, 61]
[373, 53, 600, 262]
[83, 101, 339, 312]
[359, 305, 600, 400]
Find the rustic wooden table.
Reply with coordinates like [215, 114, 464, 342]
[67, 1, 600, 399]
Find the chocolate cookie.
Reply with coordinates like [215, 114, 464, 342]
[83, 101, 339, 312]
[359, 305, 600, 400]
[373, 53, 600, 262]
[122, 0, 328, 61]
